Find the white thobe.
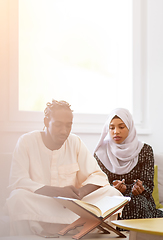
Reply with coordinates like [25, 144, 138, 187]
[6, 131, 122, 235]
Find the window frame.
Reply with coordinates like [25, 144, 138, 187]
[8, 0, 150, 134]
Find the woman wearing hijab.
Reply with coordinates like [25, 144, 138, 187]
[94, 108, 163, 220]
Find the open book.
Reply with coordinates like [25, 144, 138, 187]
[54, 195, 130, 219]
[54, 195, 130, 239]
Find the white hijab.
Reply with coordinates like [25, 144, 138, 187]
[94, 108, 144, 174]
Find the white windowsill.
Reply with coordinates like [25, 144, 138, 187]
[0, 119, 151, 135]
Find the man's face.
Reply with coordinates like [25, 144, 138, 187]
[46, 108, 73, 149]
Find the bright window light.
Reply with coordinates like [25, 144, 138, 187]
[19, 0, 133, 114]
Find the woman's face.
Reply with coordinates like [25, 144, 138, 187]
[109, 117, 129, 144]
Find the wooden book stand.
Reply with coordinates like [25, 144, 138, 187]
[55, 196, 129, 239]
[58, 216, 126, 239]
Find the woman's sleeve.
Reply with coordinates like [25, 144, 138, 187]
[139, 144, 154, 198]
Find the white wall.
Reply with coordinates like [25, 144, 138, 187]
[137, 0, 163, 154]
[0, 0, 163, 155]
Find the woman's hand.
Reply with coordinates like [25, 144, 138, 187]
[132, 179, 145, 196]
[112, 179, 126, 193]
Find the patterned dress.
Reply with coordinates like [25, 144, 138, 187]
[94, 143, 163, 220]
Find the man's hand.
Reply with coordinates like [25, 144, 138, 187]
[78, 184, 100, 200]
[112, 179, 126, 194]
[61, 185, 80, 199]
[35, 184, 100, 200]
[132, 179, 145, 196]
[35, 185, 80, 199]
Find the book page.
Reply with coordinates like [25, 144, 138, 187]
[93, 196, 130, 216]
[56, 196, 102, 217]
[55, 196, 130, 218]
[75, 199, 102, 217]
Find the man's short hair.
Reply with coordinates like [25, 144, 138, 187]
[44, 99, 73, 118]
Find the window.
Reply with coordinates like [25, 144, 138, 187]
[9, 0, 148, 133]
[18, 0, 132, 115]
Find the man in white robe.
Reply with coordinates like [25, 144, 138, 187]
[6, 100, 122, 236]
